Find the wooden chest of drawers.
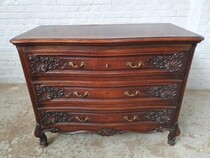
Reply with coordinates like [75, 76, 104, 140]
[11, 24, 204, 147]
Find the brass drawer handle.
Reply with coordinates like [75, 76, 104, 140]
[123, 115, 139, 122]
[124, 91, 140, 97]
[69, 61, 86, 68]
[75, 116, 90, 122]
[126, 61, 144, 69]
[74, 91, 89, 98]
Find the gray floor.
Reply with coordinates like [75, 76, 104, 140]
[0, 84, 210, 158]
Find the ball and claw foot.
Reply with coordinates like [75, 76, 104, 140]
[167, 123, 180, 146]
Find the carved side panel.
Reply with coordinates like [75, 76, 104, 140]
[150, 53, 185, 72]
[147, 84, 178, 100]
[28, 55, 60, 73]
[143, 110, 173, 124]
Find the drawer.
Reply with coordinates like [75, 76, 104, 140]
[39, 109, 175, 126]
[27, 52, 189, 77]
[33, 83, 181, 104]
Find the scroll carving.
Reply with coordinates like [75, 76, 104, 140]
[150, 53, 185, 72]
[28, 55, 60, 73]
[144, 110, 173, 124]
[147, 84, 178, 100]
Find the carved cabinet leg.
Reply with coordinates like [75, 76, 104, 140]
[167, 123, 180, 146]
[39, 132, 48, 148]
[34, 124, 48, 148]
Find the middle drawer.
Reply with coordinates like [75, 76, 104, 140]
[32, 81, 181, 106]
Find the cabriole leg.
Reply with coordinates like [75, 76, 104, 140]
[39, 132, 47, 148]
[34, 123, 48, 148]
[167, 123, 181, 146]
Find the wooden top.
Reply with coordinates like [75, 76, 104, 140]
[10, 23, 204, 45]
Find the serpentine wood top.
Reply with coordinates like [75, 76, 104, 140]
[10, 23, 204, 45]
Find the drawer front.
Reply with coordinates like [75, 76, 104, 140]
[27, 52, 189, 77]
[39, 109, 175, 126]
[33, 82, 181, 107]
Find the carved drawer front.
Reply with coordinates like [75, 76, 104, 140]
[39, 109, 175, 126]
[27, 51, 188, 77]
[34, 83, 181, 104]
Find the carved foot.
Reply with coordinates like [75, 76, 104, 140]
[168, 136, 176, 146]
[34, 123, 48, 148]
[167, 123, 180, 146]
[40, 133, 48, 148]
[34, 124, 59, 147]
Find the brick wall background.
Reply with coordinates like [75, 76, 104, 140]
[0, 0, 209, 89]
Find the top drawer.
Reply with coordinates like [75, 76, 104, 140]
[23, 44, 192, 78]
[27, 52, 189, 77]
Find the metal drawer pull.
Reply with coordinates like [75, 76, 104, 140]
[126, 61, 144, 69]
[75, 116, 90, 122]
[124, 90, 140, 97]
[69, 61, 86, 68]
[74, 91, 89, 98]
[123, 115, 139, 122]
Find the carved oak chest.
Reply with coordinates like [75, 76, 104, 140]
[10, 24, 203, 147]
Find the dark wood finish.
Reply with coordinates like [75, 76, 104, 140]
[39, 109, 175, 125]
[34, 83, 180, 102]
[11, 24, 204, 147]
[11, 24, 203, 44]
[27, 52, 189, 75]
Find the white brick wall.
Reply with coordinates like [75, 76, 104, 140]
[0, 0, 209, 89]
[186, 0, 210, 89]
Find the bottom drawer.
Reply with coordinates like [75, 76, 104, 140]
[39, 109, 175, 126]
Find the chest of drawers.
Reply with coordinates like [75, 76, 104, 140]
[11, 24, 203, 147]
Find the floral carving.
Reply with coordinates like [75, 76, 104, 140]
[41, 111, 73, 125]
[36, 86, 64, 102]
[96, 128, 125, 136]
[147, 84, 178, 100]
[150, 53, 185, 72]
[48, 128, 59, 133]
[144, 110, 173, 124]
[155, 126, 164, 132]
[28, 55, 60, 73]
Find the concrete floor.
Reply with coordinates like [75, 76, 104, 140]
[0, 84, 209, 158]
